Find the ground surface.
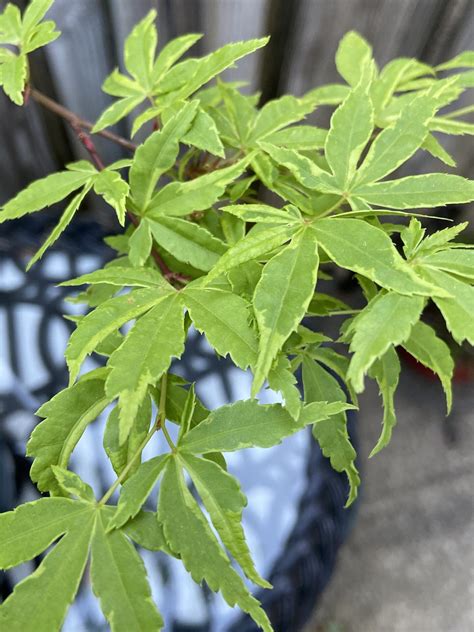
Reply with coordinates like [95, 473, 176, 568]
[307, 368, 474, 632]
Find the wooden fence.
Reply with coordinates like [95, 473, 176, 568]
[0, 0, 473, 204]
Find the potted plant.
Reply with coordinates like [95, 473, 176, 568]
[0, 2, 473, 630]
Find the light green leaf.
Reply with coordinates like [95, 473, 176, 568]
[420, 248, 474, 281]
[267, 354, 301, 419]
[347, 292, 425, 392]
[414, 222, 468, 256]
[178, 384, 196, 442]
[183, 107, 225, 157]
[104, 395, 152, 480]
[431, 116, 474, 136]
[153, 33, 203, 83]
[108, 455, 169, 531]
[0, 510, 95, 632]
[129, 220, 153, 267]
[206, 223, 298, 282]
[102, 69, 143, 98]
[0, 498, 91, 570]
[62, 266, 171, 290]
[371, 58, 428, 113]
[130, 100, 198, 210]
[157, 458, 272, 632]
[106, 293, 185, 443]
[27, 376, 111, 494]
[92, 95, 144, 133]
[124, 10, 157, 90]
[180, 399, 307, 455]
[122, 510, 172, 553]
[249, 94, 317, 141]
[335, 31, 373, 86]
[325, 66, 374, 190]
[422, 133, 456, 167]
[259, 142, 334, 191]
[0, 170, 93, 222]
[304, 83, 349, 105]
[222, 203, 299, 224]
[263, 125, 327, 150]
[402, 321, 454, 414]
[148, 216, 227, 271]
[368, 347, 401, 456]
[311, 218, 444, 296]
[353, 173, 474, 208]
[302, 357, 359, 505]
[180, 453, 270, 588]
[21, 0, 53, 33]
[94, 169, 129, 225]
[66, 288, 167, 383]
[147, 158, 250, 218]
[0, 52, 27, 105]
[420, 268, 474, 345]
[91, 510, 163, 632]
[0, 4, 22, 43]
[252, 228, 319, 395]
[354, 90, 439, 186]
[26, 184, 91, 270]
[227, 260, 262, 300]
[183, 287, 258, 370]
[436, 51, 474, 71]
[158, 38, 269, 101]
[51, 466, 95, 502]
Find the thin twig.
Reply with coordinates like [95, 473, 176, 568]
[30, 87, 137, 152]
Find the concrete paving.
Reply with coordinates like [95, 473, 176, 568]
[307, 368, 474, 632]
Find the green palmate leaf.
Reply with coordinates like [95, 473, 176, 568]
[0, 4, 22, 43]
[371, 58, 425, 114]
[51, 466, 95, 502]
[153, 374, 210, 427]
[325, 63, 374, 190]
[180, 399, 312, 455]
[302, 357, 359, 505]
[222, 203, 299, 224]
[353, 173, 474, 208]
[62, 266, 171, 289]
[419, 249, 474, 281]
[217, 81, 257, 144]
[420, 268, 474, 345]
[402, 321, 454, 413]
[414, 222, 468, 256]
[311, 218, 442, 296]
[91, 510, 164, 632]
[93, 95, 144, 132]
[66, 287, 168, 383]
[227, 260, 262, 300]
[104, 395, 152, 480]
[354, 90, 440, 186]
[368, 347, 401, 456]
[430, 116, 474, 136]
[252, 228, 319, 396]
[108, 455, 169, 531]
[249, 94, 317, 141]
[183, 107, 225, 156]
[147, 158, 250, 218]
[0, 170, 93, 222]
[0, 51, 27, 105]
[267, 354, 301, 419]
[101, 69, 143, 98]
[106, 293, 185, 443]
[183, 287, 258, 370]
[148, 216, 227, 271]
[180, 453, 270, 588]
[124, 10, 157, 90]
[347, 292, 425, 392]
[422, 133, 456, 167]
[152, 33, 203, 83]
[157, 459, 272, 632]
[93, 169, 129, 225]
[178, 384, 196, 442]
[26, 183, 91, 270]
[158, 37, 269, 101]
[263, 125, 327, 150]
[0, 507, 95, 632]
[129, 100, 198, 210]
[206, 223, 298, 282]
[0, 497, 90, 570]
[335, 31, 373, 87]
[259, 142, 334, 191]
[129, 220, 153, 267]
[27, 376, 111, 494]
